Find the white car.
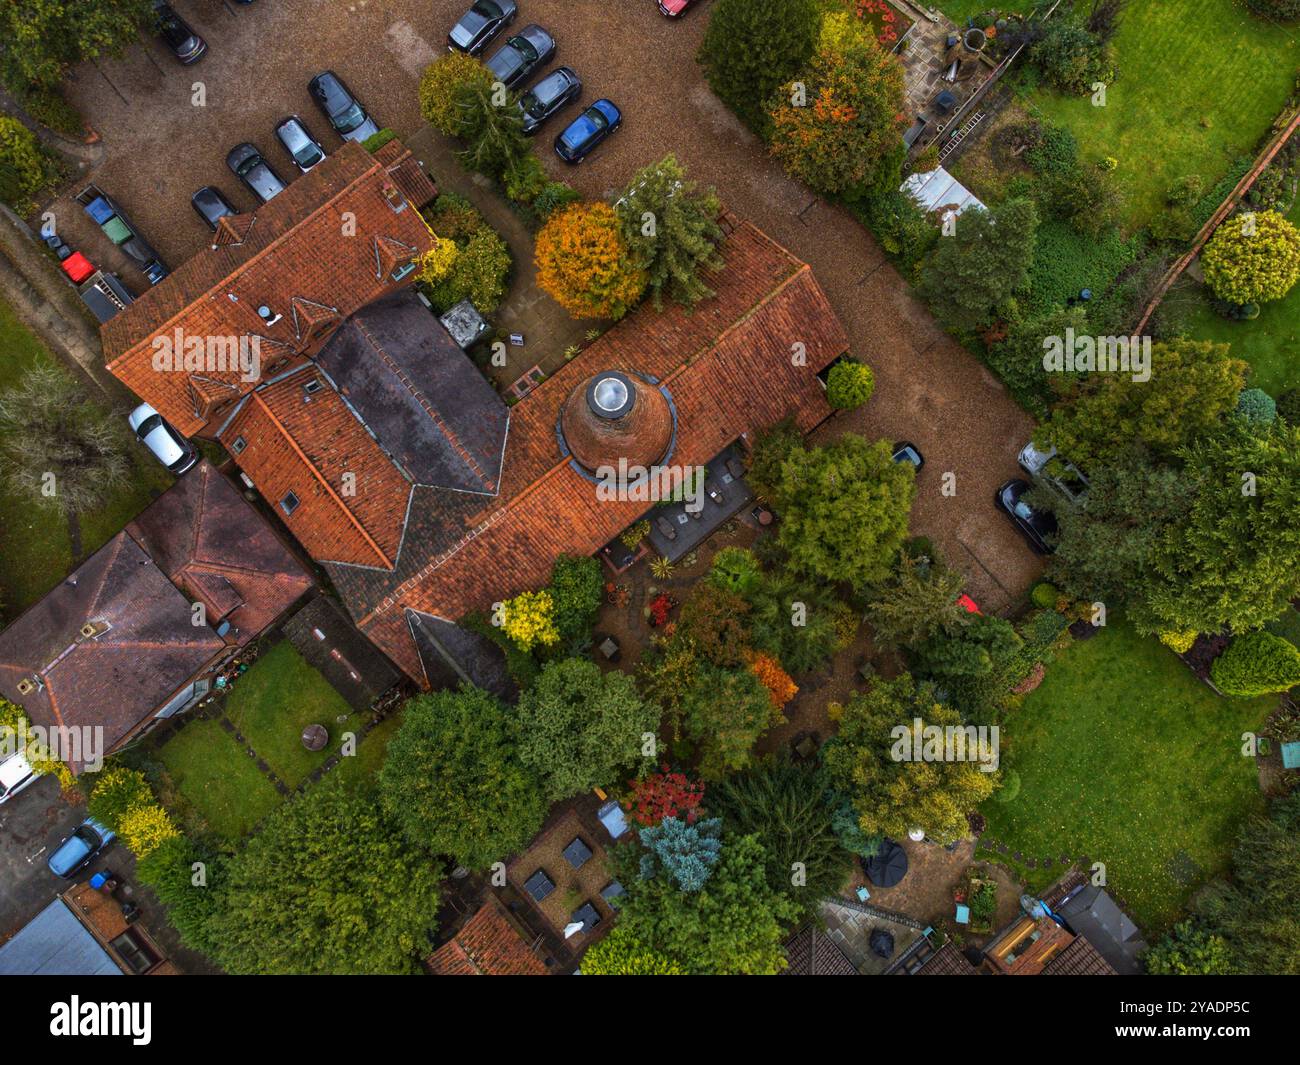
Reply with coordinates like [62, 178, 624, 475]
[128, 403, 198, 475]
[0, 751, 40, 806]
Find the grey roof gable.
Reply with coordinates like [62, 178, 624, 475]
[0, 900, 120, 976]
[1058, 885, 1148, 975]
[405, 609, 515, 701]
[315, 290, 509, 494]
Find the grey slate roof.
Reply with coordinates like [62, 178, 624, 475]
[405, 609, 514, 700]
[315, 290, 509, 493]
[283, 595, 401, 710]
[1057, 885, 1148, 975]
[0, 900, 120, 976]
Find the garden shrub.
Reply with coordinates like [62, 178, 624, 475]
[638, 816, 723, 891]
[504, 152, 548, 205]
[1027, 16, 1116, 95]
[547, 554, 603, 643]
[993, 767, 1021, 803]
[532, 180, 582, 220]
[426, 192, 486, 242]
[1024, 121, 1078, 178]
[1159, 629, 1198, 655]
[708, 546, 762, 597]
[1030, 582, 1059, 609]
[416, 239, 458, 284]
[361, 128, 398, 154]
[1211, 632, 1300, 696]
[1025, 222, 1137, 318]
[500, 590, 559, 652]
[854, 189, 938, 272]
[117, 802, 179, 858]
[1236, 388, 1277, 426]
[86, 766, 154, 831]
[748, 652, 798, 708]
[14, 84, 82, 137]
[1202, 209, 1300, 305]
[0, 115, 48, 209]
[826, 359, 875, 410]
[424, 227, 512, 314]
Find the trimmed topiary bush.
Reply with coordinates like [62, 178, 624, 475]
[1236, 387, 1277, 426]
[1159, 629, 1198, 655]
[1211, 631, 1300, 696]
[826, 359, 875, 410]
[1202, 209, 1300, 305]
[1030, 582, 1060, 609]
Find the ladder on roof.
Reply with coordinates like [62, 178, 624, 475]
[938, 111, 986, 164]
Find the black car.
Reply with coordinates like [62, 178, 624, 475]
[892, 441, 924, 469]
[274, 115, 326, 173]
[190, 185, 236, 230]
[308, 71, 381, 144]
[226, 142, 286, 203]
[518, 67, 582, 135]
[153, 1, 207, 64]
[448, 0, 517, 55]
[995, 478, 1058, 554]
[555, 99, 621, 163]
[485, 24, 556, 89]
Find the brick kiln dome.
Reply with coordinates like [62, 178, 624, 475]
[559, 370, 674, 475]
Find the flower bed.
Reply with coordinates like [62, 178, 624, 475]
[853, 0, 914, 50]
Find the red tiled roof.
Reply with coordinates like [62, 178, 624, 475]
[425, 897, 547, 976]
[104, 141, 435, 438]
[126, 460, 314, 640]
[915, 942, 977, 975]
[218, 367, 412, 568]
[350, 222, 848, 680]
[373, 138, 439, 210]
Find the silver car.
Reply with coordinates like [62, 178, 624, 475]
[275, 116, 326, 173]
[129, 403, 198, 475]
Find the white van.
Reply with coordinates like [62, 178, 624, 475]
[0, 752, 39, 806]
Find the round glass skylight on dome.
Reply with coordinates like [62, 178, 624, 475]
[592, 375, 629, 414]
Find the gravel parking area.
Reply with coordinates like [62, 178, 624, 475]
[51, 0, 1042, 608]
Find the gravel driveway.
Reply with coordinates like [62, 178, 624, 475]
[51, 0, 1042, 608]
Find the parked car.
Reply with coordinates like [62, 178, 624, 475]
[555, 99, 622, 163]
[448, 0, 517, 55]
[308, 71, 381, 143]
[891, 441, 924, 469]
[1018, 440, 1089, 505]
[153, 1, 207, 64]
[226, 142, 286, 203]
[274, 115, 326, 173]
[658, 0, 698, 15]
[128, 403, 198, 476]
[518, 66, 582, 135]
[485, 24, 556, 89]
[47, 818, 116, 879]
[995, 478, 1058, 554]
[190, 185, 236, 230]
[0, 752, 39, 807]
[75, 185, 168, 282]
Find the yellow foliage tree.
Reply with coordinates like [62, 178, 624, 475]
[118, 803, 180, 859]
[418, 238, 459, 284]
[501, 590, 560, 652]
[535, 203, 647, 320]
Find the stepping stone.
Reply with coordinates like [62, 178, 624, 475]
[1013, 851, 1022, 861]
[1025, 858, 1036, 868]
[997, 843, 1008, 853]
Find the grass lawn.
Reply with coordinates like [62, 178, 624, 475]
[1027, 0, 1297, 232]
[223, 641, 361, 789]
[0, 294, 171, 619]
[979, 618, 1276, 934]
[1180, 196, 1300, 398]
[330, 710, 404, 791]
[156, 718, 284, 842]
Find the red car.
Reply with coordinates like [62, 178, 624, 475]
[658, 0, 695, 15]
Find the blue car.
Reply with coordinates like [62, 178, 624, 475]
[47, 818, 115, 879]
[555, 99, 621, 163]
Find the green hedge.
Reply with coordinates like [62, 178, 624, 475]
[1211, 631, 1300, 697]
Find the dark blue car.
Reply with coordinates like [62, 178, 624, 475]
[48, 818, 116, 879]
[555, 99, 621, 163]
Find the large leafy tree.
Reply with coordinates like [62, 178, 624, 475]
[767, 433, 916, 592]
[0, 362, 129, 514]
[213, 782, 442, 974]
[1039, 340, 1248, 468]
[535, 202, 648, 319]
[379, 686, 546, 869]
[615, 155, 723, 309]
[547, 554, 603, 643]
[1144, 921, 1232, 976]
[920, 198, 1039, 330]
[2, 0, 153, 89]
[638, 816, 723, 892]
[823, 674, 998, 845]
[1202, 209, 1300, 305]
[1191, 791, 1300, 975]
[1042, 447, 1194, 609]
[866, 551, 968, 650]
[611, 832, 800, 974]
[697, 0, 820, 134]
[682, 665, 783, 780]
[1135, 422, 1300, 634]
[517, 658, 658, 800]
[710, 760, 852, 915]
[417, 52, 495, 137]
[579, 925, 686, 975]
[767, 18, 905, 196]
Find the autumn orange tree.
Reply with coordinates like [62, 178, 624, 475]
[748, 652, 798, 708]
[535, 203, 647, 320]
[767, 12, 906, 198]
